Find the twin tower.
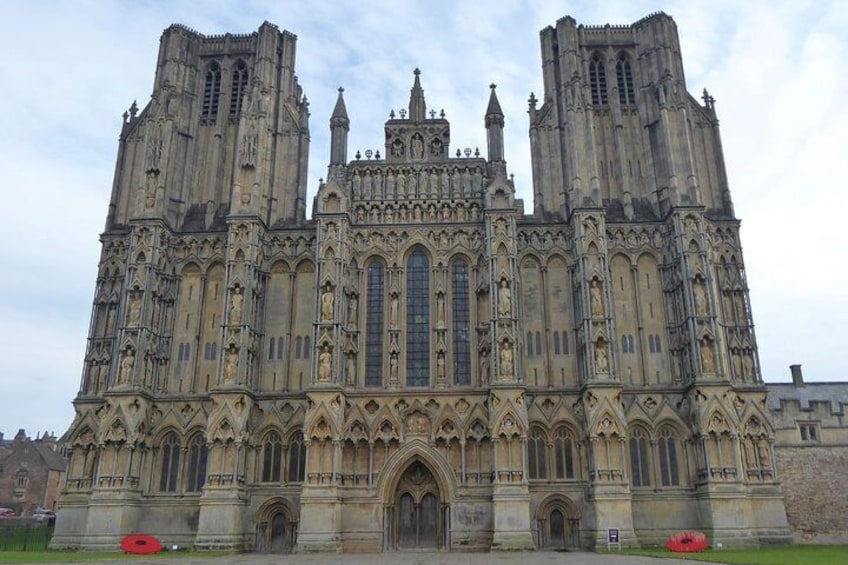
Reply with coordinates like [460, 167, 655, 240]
[53, 13, 790, 553]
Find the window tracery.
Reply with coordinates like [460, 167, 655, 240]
[406, 250, 430, 386]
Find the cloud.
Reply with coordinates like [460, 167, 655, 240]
[0, 0, 845, 436]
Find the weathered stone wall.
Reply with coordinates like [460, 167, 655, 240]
[775, 445, 848, 543]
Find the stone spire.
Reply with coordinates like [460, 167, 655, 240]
[329, 87, 349, 166]
[485, 84, 505, 162]
[408, 68, 426, 122]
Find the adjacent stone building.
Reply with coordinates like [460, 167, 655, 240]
[53, 12, 799, 552]
[0, 430, 67, 515]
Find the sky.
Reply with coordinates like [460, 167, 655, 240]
[0, 0, 845, 439]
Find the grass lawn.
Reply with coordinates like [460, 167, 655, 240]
[623, 545, 848, 565]
[0, 551, 231, 563]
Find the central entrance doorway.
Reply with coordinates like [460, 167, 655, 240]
[394, 461, 441, 549]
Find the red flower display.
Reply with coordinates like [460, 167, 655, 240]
[666, 531, 709, 553]
[120, 534, 163, 555]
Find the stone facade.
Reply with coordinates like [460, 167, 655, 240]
[54, 12, 799, 552]
[0, 430, 67, 515]
[767, 368, 848, 544]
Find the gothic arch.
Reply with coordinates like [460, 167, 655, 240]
[376, 439, 457, 504]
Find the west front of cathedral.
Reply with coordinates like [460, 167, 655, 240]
[52, 12, 796, 552]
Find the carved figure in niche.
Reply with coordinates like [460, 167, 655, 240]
[700, 339, 714, 373]
[407, 412, 428, 434]
[346, 353, 356, 384]
[352, 170, 362, 198]
[462, 168, 472, 194]
[390, 293, 399, 327]
[693, 279, 707, 316]
[390, 352, 398, 381]
[321, 284, 334, 322]
[497, 279, 512, 318]
[396, 170, 407, 195]
[144, 173, 157, 209]
[391, 138, 404, 157]
[230, 286, 244, 324]
[743, 352, 754, 379]
[224, 348, 238, 382]
[437, 352, 446, 379]
[479, 348, 489, 384]
[744, 437, 757, 467]
[495, 218, 507, 236]
[732, 350, 743, 379]
[590, 279, 604, 316]
[440, 170, 450, 195]
[127, 291, 141, 325]
[347, 295, 358, 326]
[595, 340, 609, 373]
[119, 349, 135, 384]
[582, 216, 597, 235]
[757, 440, 770, 468]
[436, 293, 445, 326]
[499, 341, 513, 377]
[411, 134, 424, 160]
[318, 346, 332, 381]
[430, 137, 443, 157]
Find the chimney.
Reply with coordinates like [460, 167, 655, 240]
[790, 364, 804, 387]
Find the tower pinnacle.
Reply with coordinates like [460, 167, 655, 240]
[408, 68, 427, 122]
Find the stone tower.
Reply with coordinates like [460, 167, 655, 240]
[54, 12, 791, 552]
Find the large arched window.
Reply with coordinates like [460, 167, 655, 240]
[451, 258, 471, 385]
[159, 432, 181, 492]
[287, 431, 306, 483]
[230, 60, 249, 116]
[261, 430, 283, 483]
[528, 427, 548, 480]
[186, 433, 208, 492]
[202, 61, 222, 119]
[365, 259, 386, 387]
[553, 427, 576, 479]
[657, 427, 680, 486]
[629, 427, 651, 487]
[616, 55, 635, 105]
[406, 250, 430, 386]
[589, 54, 608, 105]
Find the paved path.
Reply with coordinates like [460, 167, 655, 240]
[28, 552, 703, 565]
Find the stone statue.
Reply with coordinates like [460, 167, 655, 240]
[590, 280, 604, 316]
[224, 348, 238, 382]
[119, 349, 134, 384]
[318, 346, 332, 381]
[390, 353, 398, 381]
[744, 437, 757, 468]
[321, 285, 334, 322]
[595, 340, 609, 373]
[437, 352, 446, 380]
[230, 287, 243, 324]
[390, 294, 399, 327]
[701, 340, 714, 373]
[347, 295, 358, 326]
[346, 353, 356, 384]
[436, 293, 445, 326]
[693, 279, 707, 316]
[411, 134, 424, 160]
[128, 292, 141, 325]
[757, 441, 770, 468]
[499, 341, 513, 377]
[479, 348, 489, 384]
[497, 280, 511, 318]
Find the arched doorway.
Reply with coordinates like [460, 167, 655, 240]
[393, 461, 442, 550]
[254, 498, 297, 553]
[536, 495, 581, 551]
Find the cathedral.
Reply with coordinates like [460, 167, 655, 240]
[52, 12, 795, 552]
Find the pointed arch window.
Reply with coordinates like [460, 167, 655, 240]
[186, 433, 208, 492]
[287, 431, 306, 483]
[230, 60, 249, 116]
[451, 258, 471, 385]
[406, 250, 430, 386]
[589, 54, 608, 106]
[365, 259, 386, 387]
[616, 55, 636, 105]
[159, 432, 181, 492]
[553, 427, 576, 479]
[261, 431, 283, 482]
[202, 61, 222, 119]
[658, 427, 680, 486]
[629, 427, 651, 487]
[528, 427, 548, 479]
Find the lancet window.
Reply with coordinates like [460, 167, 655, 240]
[186, 433, 208, 492]
[616, 55, 635, 105]
[589, 54, 608, 105]
[365, 259, 386, 387]
[406, 250, 430, 386]
[451, 258, 471, 385]
[629, 426, 651, 487]
[159, 432, 181, 492]
[230, 60, 249, 116]
[202, 61, 222, 119]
